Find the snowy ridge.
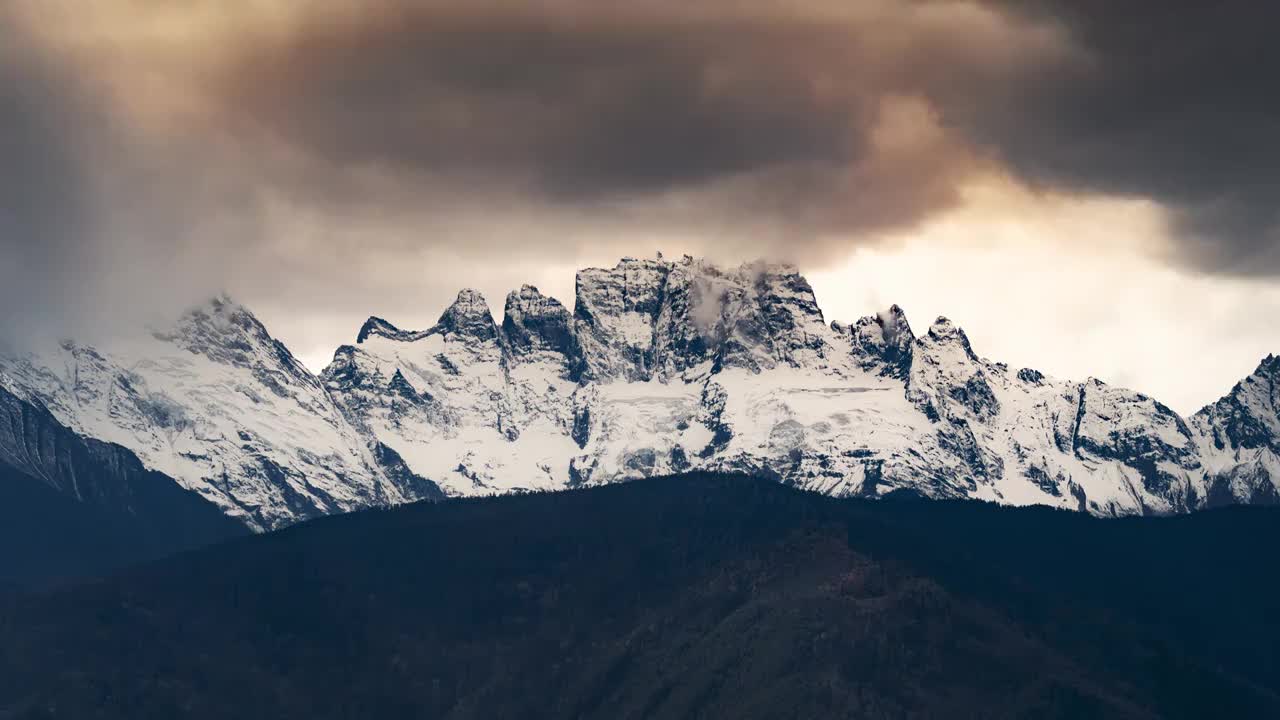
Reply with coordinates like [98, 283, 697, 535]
[0, 296, 440, 530]
[2, 256, 1277, 529]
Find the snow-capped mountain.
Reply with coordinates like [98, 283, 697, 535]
[0, 296, 439, 530]
[1193, 354, 1280, 506]
[3, 256, 1277, 529]
[320, 256, 1279, 515]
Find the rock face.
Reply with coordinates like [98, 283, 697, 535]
[0, 385, 247, 585]
[319, 255, 1280, 515]
[2, 256, 1277, 528]
[0, 386, 244, 531]
[1192, 355, 1280, 506]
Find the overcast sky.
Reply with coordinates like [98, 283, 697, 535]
[2, 0, 1278, 414]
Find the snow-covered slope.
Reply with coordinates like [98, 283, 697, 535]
[1192, 355, 1280, 506]
[3, 256, 1276, 529]
[0, 296, 439, 530]
[321, 255, 1275, 516]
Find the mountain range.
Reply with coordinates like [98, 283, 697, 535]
[2, 255, 1277, 533]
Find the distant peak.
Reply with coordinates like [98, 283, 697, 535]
[436, 289, 499, 341]
[504, 284, 576, 359]
[506, 284, 549, 305]
[442, 288, 492, 319]
[1231, 354, 1280, 391]
[878, 305, 911, 335]
[922, 316, 981, 361]
[843, 305, 914, 378]
[926, 316, 968, 341]
[171, 293, 260, 335]
[505, 285, 567, 316]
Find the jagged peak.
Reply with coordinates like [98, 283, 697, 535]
[153, 293, 317, 385]
[875, 305, 913, 343]
[504, 285, 576, 360]
[841, 305, 914, 346]
[916, 316, 984, 366]
[504, 284, 564, 313]
[928, 316, 955, 333]
[836, 305, 914, 379]
[435, 288, 499, 341]
[164, 292, 266, 343]
[925, 316, 971, 344]
[1253, 353, 1280, 377]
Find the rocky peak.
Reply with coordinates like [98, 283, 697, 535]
[503, 285, 577, 362]
[157, 295, 312, 389]
[1256, 354, 1280, 380]
[434, 289, 500, 342]
[926, 316, 970, 346]
[572, 256, 850, 380]
[710, 263, 831, 372]
[841, 304, 915, 378]
[1195, 353, 1280, 452]
[1071, 379, 1198, 506]
[908, 316, 999, 422]
[573, 258, 674, 381]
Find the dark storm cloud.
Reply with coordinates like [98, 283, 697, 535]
[0, 8, 259, 343]
[208, 0, 1280, 272]
[971, 0, 1280, 274]
[4, 0, 1280, 351]
[0, 18, 98, 340]
[210, 2, 1063, 247]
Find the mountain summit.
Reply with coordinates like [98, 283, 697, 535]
[2, 256, 1277, 529]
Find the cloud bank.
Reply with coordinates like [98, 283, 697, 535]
[2, 0, 1278, 409]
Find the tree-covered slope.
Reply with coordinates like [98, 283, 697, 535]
[1, 474, 1278, 718]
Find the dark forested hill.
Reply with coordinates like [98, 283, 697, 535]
[2, 474, 1278, 719]
[0, 388, 248, 589]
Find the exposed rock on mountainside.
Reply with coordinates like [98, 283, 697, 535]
[321, 255, 1280, 514]
[0, 386, 246, 586]
[1, 256, 1276, 527]
[1193, 354, 1280, 506]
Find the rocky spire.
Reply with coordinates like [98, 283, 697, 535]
[502, 285, 577, 361]
[434, 289, 500, 342]
[1195, 353, 1280, 451]
[840, 304, 915, 378]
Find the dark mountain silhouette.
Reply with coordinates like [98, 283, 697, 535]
[2, 473, 1278, 718]
[0, 388, 248, 588]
